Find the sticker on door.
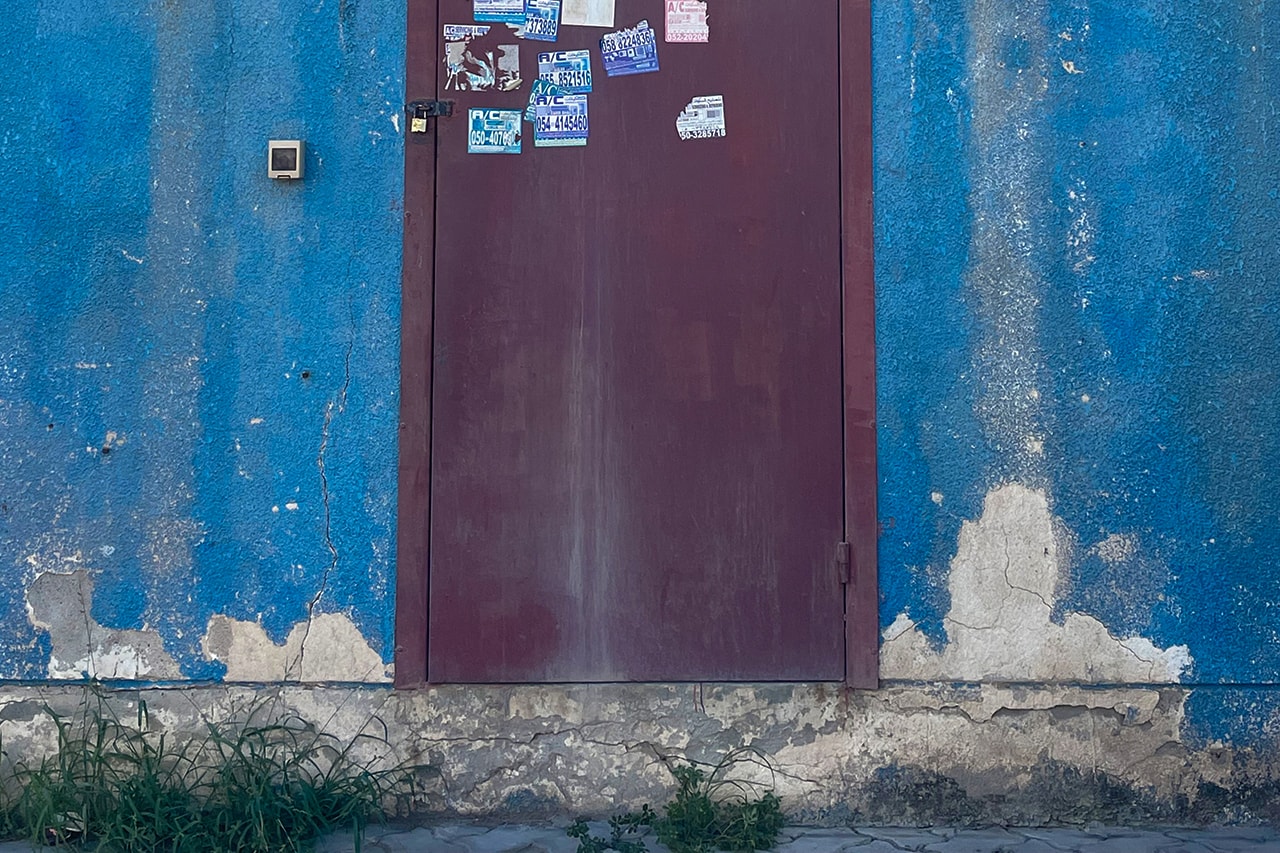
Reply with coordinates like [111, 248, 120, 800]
[474, 0, 524, 24]
[522, 0, 561, 41]
[676, 95, 725, 140]
[533, 94, 589, 147]
[600, 20, 659, 77]
[468, 109, 524, 153]
[665, 1, 709, 43]
[538, 50, 593, 93]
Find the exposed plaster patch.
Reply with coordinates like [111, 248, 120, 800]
[881, 484, 1192, 683]
[25, 571, 182, 680]
[201, 612, 391, 683]
[1094, 532, 1138, 565]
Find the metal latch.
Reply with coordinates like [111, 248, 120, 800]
[407, 100, 454, 134]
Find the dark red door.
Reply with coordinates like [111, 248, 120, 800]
[416, 0, 846, 682]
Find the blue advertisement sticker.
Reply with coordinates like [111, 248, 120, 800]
[474, 0, 524, 23]
[534, 94, 589, 147]
[537, 50, 593, 93]
[525, 78, 566, 122]
[468, 108, 524, 153]
[600, 20, 659, 77]
[523, 0, 561, 41]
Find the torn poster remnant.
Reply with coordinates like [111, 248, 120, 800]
[676, 95, 725, 140]
[468, 108, 524, 154]
[601, 20, 659, 77]
[665, 0, 709, 43]
[561, 0, 614, 27]
[445, 26, 523, 91]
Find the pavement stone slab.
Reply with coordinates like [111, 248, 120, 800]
[1173, 827, 1280, 853]
[776, 827, 878, 851]
[856, 826, 953, 850]
[918, 826, 1032, 852]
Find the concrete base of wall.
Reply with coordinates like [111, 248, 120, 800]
[1, 683, 1275, 826]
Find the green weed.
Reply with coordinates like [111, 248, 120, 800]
[568, 748, 787, 853]
[2, 691, 424, 852]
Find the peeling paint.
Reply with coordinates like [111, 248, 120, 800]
[882, 484, 1192, 683]
[201, 612, 391, 683]
[25, 571, 182, 680]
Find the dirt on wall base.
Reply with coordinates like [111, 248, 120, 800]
[0, 681, 1276, 827]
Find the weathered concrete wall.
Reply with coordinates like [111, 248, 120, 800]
[0, 1, 403, 682]
[3, 683, 1279, 826]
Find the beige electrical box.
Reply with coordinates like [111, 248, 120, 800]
[268, 140, 305, 179]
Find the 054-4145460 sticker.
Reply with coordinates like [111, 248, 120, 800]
[533, 93, 589, 147]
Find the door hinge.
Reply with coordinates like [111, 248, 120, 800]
[835, 541, 851, 585]
[406, 99, 454, 134]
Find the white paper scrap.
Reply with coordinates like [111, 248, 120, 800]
[561, 0, 614, 27]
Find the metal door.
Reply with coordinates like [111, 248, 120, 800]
[404, 0, 850, 682]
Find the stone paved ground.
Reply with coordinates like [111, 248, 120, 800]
[308, 822, 1280, 853]
[0, 822, 1275, 851]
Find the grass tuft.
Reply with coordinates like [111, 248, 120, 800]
[1, 692, 423, 852]
[568, 748, 787, 853]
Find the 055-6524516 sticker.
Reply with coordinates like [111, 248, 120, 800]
[600, 19, 659, 77]
[676, 95, 725, 140]
[533, 93, 589, 147]
[537, 50, 593, 93]
[468, 108, 524, 153]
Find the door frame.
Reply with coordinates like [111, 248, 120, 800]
[394, 0, 878, 688]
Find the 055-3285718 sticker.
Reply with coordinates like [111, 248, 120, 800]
[676, 95, 725, 140]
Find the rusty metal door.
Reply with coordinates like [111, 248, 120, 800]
[405, 0, 850, 682]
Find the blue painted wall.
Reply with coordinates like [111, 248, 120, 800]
[0, 1, 404, 678]
[1, 0, 1277, 747]
[876, 0, 1279, 741]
